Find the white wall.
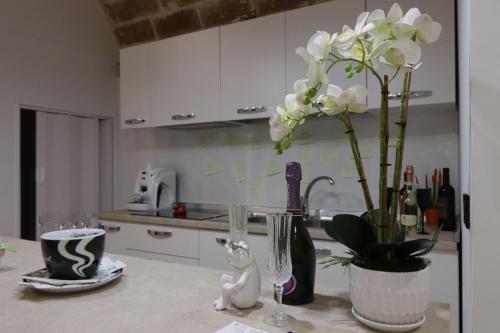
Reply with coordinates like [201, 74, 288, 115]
[469, 0, 500, 331]
[114, 105, 459, 212]
[0, 0, 119, 237]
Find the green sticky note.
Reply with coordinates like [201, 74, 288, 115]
[350, 144, 373, 159]
[223, 133, 240, 147]
[342, 164, 358, 178]
[199, 133, 215, 147]
[266, 160, 283, 176]
[247, 135, 264, 150]
[320, 150, 341, 164]
[205, 162, 222, 176]
[296, 131, 313, 145]
[246, 181, 264, 195]
[232, 163, 246, 183]
[296, 148, 313, 165]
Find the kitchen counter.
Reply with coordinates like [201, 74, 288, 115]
[1, 237, 449, 333]
[97, 210, 459, 252]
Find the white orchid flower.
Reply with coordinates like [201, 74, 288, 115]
[379, 39, 421, 68]
[367, 3, 403, 40]
[283, 79, 313, 119]
[306, 58, 329, 86]
[269, 108, 289, 142]
[396, 8, 441, 44]
[296, 31, 338, 63]
[335, 12, 374, 51]
[318, 84, 368, 115]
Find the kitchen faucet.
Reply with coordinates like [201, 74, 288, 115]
[301, 176, 335, 220]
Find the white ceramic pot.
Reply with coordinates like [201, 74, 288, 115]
[349, 263, 430, 325]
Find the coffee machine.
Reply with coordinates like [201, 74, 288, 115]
[127, 164, 176, 211]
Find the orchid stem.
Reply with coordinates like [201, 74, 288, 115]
[379, 75, 389, 243]
[390, 70, 413, 242]
[339, 112, 376, 227]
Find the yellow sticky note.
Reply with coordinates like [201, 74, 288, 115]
[389, 132, 398, 147]
[223, 133, 240, 147]
[232, 163, 246, 183]
[320, 150, 341, 164]
[247, 135, 264, 150]
[266, 160, 283, 177]
[350, 144, 373, 159]
[246, 181, 264, 195]
[198, 133, 214, 147]
[342, 164, 358, 178]
[296, 132, 313, 145]
[296, 148, 313, 165]
[301, 170, 311, 184]
[205, 162, 222, 176]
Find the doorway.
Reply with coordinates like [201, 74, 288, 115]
[20, 108, 113, 240]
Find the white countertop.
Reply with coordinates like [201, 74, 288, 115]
[0, 237, 449, 333]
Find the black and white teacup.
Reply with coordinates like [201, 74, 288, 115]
[41, 228, 105, 279]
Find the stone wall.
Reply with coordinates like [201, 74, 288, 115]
[99, 0, 332, 48]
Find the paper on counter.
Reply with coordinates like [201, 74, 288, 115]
[232, 163, 246, 183]
[205, 162, 222, 176]
[215, 321, 268, 333]
[265, 160, 283, 176]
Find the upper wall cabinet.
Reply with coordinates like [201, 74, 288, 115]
[150, 27, 221, 126]
[120, 45, 151, 129]
[286, 0, 366, 94]
[366, 0, 456, 108]
[220, 13, 286, 121]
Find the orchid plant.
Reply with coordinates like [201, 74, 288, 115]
[269, 3, 442, 270]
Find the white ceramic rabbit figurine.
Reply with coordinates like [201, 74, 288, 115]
[213, 240, 260, 311]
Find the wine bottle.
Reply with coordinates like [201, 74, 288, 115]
[438, 168, 456, 231]
[400, 166, 418, 228]
[282, 162, 316, 305]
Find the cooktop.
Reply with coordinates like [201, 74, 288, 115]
[131, 209, 227, 220]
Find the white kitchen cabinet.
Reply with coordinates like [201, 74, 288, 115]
[120, 44, 151, 129]
[150, 27, 221, 126]
[366, 0, 456, 108]
[220, 13, 286, 121]
[285, 0, 366, 94]
[100, 220, 200, 266]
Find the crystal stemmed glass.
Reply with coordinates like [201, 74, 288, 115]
[264, 213, 295, 327]
[417, 189, 431, 235]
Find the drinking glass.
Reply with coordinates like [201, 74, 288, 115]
[417, 189, 432, 235]
[264, 213, 295, 327]
[228, 205, 248, 245]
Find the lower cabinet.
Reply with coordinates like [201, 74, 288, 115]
[100, 220, 200, 266]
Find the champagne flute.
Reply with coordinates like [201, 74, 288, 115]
[264, 213, 295, 327]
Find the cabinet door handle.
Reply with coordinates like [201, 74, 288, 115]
[388, 90, 433, 100]
[315, 248, 332, 256]
[171, 113, 196, 120]
[102, 225, 120, 232]
[237, 106, 267, 114]
[124, 118, 146, 125]
[147, 229, 172, 237]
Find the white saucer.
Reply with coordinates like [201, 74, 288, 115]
[352, 307, 426, 332]
[20, 269, 123, 294]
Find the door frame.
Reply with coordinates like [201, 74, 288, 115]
[14, 103, 114, 238]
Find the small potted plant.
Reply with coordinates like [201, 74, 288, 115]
[269, 3, 442, 328]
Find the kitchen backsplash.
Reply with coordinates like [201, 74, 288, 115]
[114, 104, 459, 212]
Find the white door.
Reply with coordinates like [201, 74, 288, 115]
[220, 13, 286, 121]
[36, 112, 100, 237]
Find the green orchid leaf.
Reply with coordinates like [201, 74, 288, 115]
[361, 242, 396, 261]
[324, 214, 376, 255]
[394, 239, 435, 260]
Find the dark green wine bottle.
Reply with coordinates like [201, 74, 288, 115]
[282, 162, 316, 305]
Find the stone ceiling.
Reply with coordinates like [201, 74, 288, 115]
[98, 0, 332, 48]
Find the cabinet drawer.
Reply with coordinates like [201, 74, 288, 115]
[100, 220, 134, 255]
[125, 224, 199, 259]
[124, 249, 199, 266]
